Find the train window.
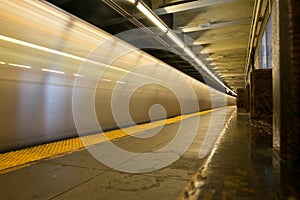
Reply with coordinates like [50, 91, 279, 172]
[258, 14, 272, 69]
[257, 41, 262, 69]
[261, 31, 267, 69]
[266, 15, 272, 69]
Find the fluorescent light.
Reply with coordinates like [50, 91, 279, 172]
[194, 58, 237, 95]
[41, 68, 65, 74]
[205, 57, 214, 61]
[209, 62, 217, 66]
[116, 81, 125, 84]
[102, 79, 111, 82]
[9, 63, 31, 69]
[74, 74, 84, 77]
[194, 58, 204, 67]
[0, 61, 5, 65]
[166, 31, 185, 49]
[183, 47, 195, 59]
[127, 0, 169, 33]
[193, 41, 201, 45]
[200, 49, 208, 54]
[126, 1, 236, 95]
[136, 2, 168, 32]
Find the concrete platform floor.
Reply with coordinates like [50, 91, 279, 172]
[1, 107, 299, 200]
[180, 112, 300, 200]
[0, 107, 235, 200]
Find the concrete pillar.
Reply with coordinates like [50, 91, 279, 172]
[237, 86, 249, 112]
[245, 84, 250, 112]
[237, 88, 245, 112]
[273, 0, 300, 161]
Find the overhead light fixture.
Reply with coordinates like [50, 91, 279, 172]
[192, 41, 202, 45]
[131, 1, 168, 33]
[166, 31, 185, 49]
[195, 58, 235, 94]
[127, 0, 236, 96]
[194, 57, 204, 67]
[0, 61, 6, 65]
[218, 69, 229, 72]
[183, 47, 196, 59]
[205, 57, 214, 61]
[200, 49, 208, 54]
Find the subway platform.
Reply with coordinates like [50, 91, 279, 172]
[180, 112, 300, 200]
[0, 107, 299, 200]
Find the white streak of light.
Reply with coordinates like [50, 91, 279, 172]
[9, 63, 32, 69]
[41, 68, 65, 74]
[0, 34, 129, 74]
[74, 74, 84, 77]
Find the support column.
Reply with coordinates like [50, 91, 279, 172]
[250, 69, 272, 121]
[237, 88, 249, 112]
[273, 0, 300, 161]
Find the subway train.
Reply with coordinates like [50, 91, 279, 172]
[0, 0, 235, 152]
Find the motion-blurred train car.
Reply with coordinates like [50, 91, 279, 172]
[0, 0, 235, 152]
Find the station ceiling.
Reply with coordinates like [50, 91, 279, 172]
[47, 0, 255, 94]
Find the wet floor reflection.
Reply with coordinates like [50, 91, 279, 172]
[183, 111, 300, 199]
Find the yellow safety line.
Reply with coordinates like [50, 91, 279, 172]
[0, 106, 231, 174]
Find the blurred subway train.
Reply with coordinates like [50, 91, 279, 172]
[0, 0, 235, 152]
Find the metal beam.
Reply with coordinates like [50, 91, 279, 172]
[228, 81, 244, 83]
[229, 83, 245, 85]
[180, 18, 251, 33]
[217, 70, 244, 73]
[154, 0, 236, 15]
[221, 74, 244, 76]
[193, 34, 249, 45]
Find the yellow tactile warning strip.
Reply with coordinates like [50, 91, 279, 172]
[0, 107, 230, 174]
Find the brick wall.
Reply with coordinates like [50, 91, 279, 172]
[288, 0, 300, 161]
[280, 0, 300, 161]
[250, 69, 272, 119]
[273, 0, 300, 161]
